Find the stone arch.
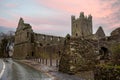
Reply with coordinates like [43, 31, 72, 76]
[58, 51, 61, 57]
[76, 33, 78, 37]
[99, 46, 109, 60]
[27, 32, 29, 38]
[39, 43, 43, 46]
[26, 54, 29, 59]
[31, 52, 34, 57]
[46, 43, 50, 45]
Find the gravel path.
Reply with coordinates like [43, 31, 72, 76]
[20, 60, 94, 80]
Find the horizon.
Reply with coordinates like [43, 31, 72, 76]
[0, 0, 120, 37]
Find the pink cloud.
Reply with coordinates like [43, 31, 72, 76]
[35, 1, 119, 21]
[35, 0, 113, 18]
[0, 17, 17, 28]
[24, 16, 68, 26]
[23, 16, 70, 32]
[34, 0, 120, 35]
[8, 14, 70, 34]
[5, 3, 19, 8]
[1, 0, 120, 36]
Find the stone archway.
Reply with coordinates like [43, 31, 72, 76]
[76, 33, 78, 37]
[58, 51, 61, 57]
[31, 52, 34, 57]
[56, 51, 61, 67]
[99, 47, 109, 60]
[39, 43, 43, 46]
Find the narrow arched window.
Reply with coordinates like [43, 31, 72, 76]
[27, 32, 29, 38]
[76, 33, 78, 37]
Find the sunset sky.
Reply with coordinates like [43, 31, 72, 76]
[0, 0, 120, 36]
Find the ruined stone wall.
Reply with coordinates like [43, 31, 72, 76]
[14, 18, 33, 59]
[33, 33, 64, 66]
[59, 37, 98, 74]
[71, 12, 92, 38]
[32, 32, 64, 59]
[33, 33, 64, 46]
[14, 18, 65, 60]
[14, 43, 32, 59]
[34, 44, 63, 59]
[93, 29, 120, 80]
[59, 34, 120, 74]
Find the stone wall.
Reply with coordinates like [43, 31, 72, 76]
[14, 43, 32, 59]
[59, 37, 98, 74]
[13, 18, 65, 60]
[59, 33, 120, 74]
[14, 18, 33, 59]
[33, 33, 64, 46]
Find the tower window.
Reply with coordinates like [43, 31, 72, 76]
[27, 32, 29, 38]
[76, 33, 78, 36]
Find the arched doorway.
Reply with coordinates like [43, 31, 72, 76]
[99, 47, 109, 60]
[76, 33, 78, 37]
[58, 51, 61, 57]
[32, 52, 34, 57]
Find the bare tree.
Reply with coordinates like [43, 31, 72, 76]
[0, 31, 15, 58]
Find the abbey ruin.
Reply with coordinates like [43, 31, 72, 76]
[14, 18, 64, 66]
[14, 12, 120, 79]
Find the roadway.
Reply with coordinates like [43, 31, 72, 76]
[0, 58, 52, 80]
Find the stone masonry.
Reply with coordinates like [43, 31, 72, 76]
[14, 18, 65, 64]
[59, 12, 120, 74]
[71, 12, 92, 38]
[13, 12, 120, 77]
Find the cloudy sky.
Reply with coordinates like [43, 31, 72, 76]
[0, 0, 120, 36]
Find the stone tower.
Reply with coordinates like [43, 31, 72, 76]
[71, 12, 93, 38]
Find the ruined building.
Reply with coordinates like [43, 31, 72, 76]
[71, 12, 106, 40]
[13, 12, 107, 65]
[14, 17, 64, 65]
[14, 12, 120, 74]
[59, 12, 120, 74]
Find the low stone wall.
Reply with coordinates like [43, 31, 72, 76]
[94, 65, 120, 80]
